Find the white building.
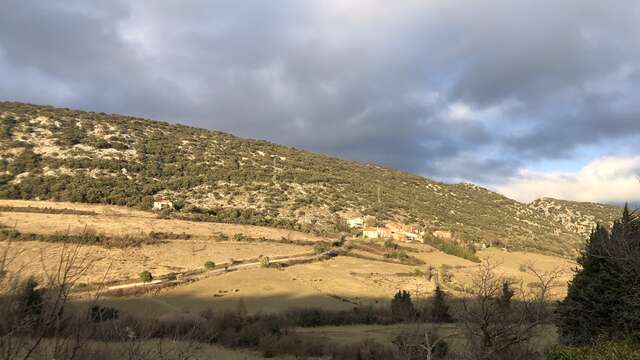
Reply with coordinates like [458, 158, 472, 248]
[347, 217, 364, 228]
[152, 200, 174, 211]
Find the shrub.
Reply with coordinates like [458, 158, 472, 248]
[259, 256, 270, 268]
[139, 271, 153, 282]
[384, 239, 398, 250]
[214, 232, 229, 241]
[547, 340, 640, 360]
[233, 233, 247, 241]
[422, 233, 480, 263]
[384, 250, 409, 261]
[519, 263, 528, 272]
[89, 305, 119, 322]
[204, 261, 216, 270]
[332, 339, 396, 360]
[394, 327, 449, 360]
[439, 265, 454, 283]
[15, 277, 44, 323]
[313, 242, 331, 254]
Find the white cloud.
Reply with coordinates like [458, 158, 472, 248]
[447, 102, 472, 121]
[493, 155, 640, 203]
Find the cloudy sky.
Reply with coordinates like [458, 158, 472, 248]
[2, 1, 640, 204]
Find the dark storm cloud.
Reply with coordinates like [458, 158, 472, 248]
[2, 0, 640, 186]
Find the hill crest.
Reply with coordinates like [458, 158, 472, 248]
[0, 101, 621, 257]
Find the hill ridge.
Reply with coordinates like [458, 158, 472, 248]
[0, 101, 621, 257]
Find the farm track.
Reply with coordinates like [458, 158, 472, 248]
[100, 250, 338, 294]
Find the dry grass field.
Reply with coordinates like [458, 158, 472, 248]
[1, 200, 575, 317]
[30, 339, 293, 360]
[0, 199, 325, 241]
[296, 323, 560, 353]
[0, 199, 580, 359]
[0, 199, 323, 283]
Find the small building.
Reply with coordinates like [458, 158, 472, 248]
[378, 227, 392, 238]
[404, 232, 419, 241]
[152, 200, 174, 211]
[432, 230, 452, 240]
[385, 223, 406, 241]
[362, 227, 380, 239]
[347, 217, 364, 228]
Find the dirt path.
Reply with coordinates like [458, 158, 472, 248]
[103, 250, 334, 292]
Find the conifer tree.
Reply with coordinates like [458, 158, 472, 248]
[609, 204, 640, 339]
[391, 290, 415, 322]
[556, 206, 640, 344]
[498, 281, 514, 311]
[431, 286, 452, 323]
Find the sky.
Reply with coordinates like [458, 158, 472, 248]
[1, 1, 640, 204]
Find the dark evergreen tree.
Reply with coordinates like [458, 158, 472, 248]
[498, 281, 515, 311]
[391, 290, 415, 322]
[609, 205, 640, 340]
[556, 206, 640, 345]
[16, 277, 44, 327]
[431, 286, 452, 323]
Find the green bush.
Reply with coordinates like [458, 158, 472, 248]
[259, 256, 270, 268]
[139, 271, 153, 283]
[383, 239, 398, 250]
[547, 341, 640, 360]
[384, 250, 409, 261]
[204, 261, 216, 270]
[422, 233, 480, 263]
[233, 233, 247, 241]
[313, 242, 331, 254]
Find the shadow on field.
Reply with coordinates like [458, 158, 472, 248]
[72, 292, 390, 318]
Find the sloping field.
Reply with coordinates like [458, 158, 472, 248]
[1, 200, 575, 319]
[1, 240, 313, 284]
[0, 199, 327, 241]
[0, 199, 321, 283]
[91, 250, 573, 318]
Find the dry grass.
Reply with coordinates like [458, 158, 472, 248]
[0, 199, 327, 242]
[1, 200, 575, 321]
[296, 323, 560, 353]
[30, 338, 293, 359]
[2, 240, 313, 284]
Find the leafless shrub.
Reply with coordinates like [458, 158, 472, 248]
[458, 260, 564, 360]
[394, 325, 452, 360]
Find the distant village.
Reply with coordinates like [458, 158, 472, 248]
[151, 198, 468, 247]
[347, 216, 452, 244]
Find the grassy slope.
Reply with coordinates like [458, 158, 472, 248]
[0, 102, 621, 257]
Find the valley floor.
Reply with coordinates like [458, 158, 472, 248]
[1, 199, 574, 314]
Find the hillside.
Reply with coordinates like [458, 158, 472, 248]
[0, 102, 622, 257]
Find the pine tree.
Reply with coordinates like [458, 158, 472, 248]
[555, 207, 640, 345]
[431, 286, 452, 323]
[498, 281, 514, 311]
[610, 206, 640, 339]
[391, 290, 415, 322]
[236, 298, 248, 318]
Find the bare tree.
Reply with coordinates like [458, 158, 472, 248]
[394, 324, 453, 360]
[0, 242, 98, 360]
[459, 260, 564, 360]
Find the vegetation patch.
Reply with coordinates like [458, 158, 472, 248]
[0, 205, 97, 216]
[0, 102, 622, 258]
[0, 226, 190, 248]
[422, 233, 481, 262]
[547, 341, 640, 360]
